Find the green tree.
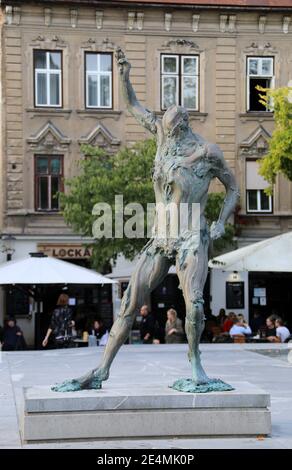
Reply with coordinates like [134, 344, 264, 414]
[60, 140, 236, 271]
[60, 140, 155, 271]
[257, 86, 292, 194]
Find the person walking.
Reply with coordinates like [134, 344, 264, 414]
[42, 294, 75, 349]
[165, 308, 185, 344]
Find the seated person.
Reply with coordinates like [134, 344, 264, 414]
[275, 318, 291, 343]
[237, 313, 250, 328]
[222, 312, 237, 333]
[265, 316, 280, 342]
[229, 316, 252, 337]
[250, 310, 264, 334]
[165, 308, 185, 344]
[88, 318, 108, 345]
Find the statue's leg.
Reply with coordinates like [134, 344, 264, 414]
[176, 235, 210, 384]
[53, 245, 171, 392]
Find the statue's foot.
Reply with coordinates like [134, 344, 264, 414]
[52, 368, 109, 392]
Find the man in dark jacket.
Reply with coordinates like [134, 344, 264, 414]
[139, 305, 156, 344]
[2, 317, 26, 351]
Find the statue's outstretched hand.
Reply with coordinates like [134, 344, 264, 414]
[115, 47, 131, 77]
[210, 221, 225, 240]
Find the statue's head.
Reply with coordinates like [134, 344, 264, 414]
[162, 105, 189, 134]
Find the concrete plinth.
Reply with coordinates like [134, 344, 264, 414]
[22, 381, 271, 442]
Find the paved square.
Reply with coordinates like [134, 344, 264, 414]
[0, 343, 291, 449]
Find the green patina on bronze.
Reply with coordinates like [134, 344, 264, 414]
[52, 48, 239, 394]
[170, 378, 234, 394]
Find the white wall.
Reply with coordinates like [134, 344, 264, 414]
[210, 269, 249, 320]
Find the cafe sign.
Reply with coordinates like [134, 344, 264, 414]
[37, 244, 93, 259]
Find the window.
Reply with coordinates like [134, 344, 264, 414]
[85, 53, 112, 108]
[246, 160, 272, 213]
[247, 57, 274, 112]
[35, 156, 63, 211]
[34, 50, 62, 107]
[161, 54, 199, 111]
[247, 190, 272, 213]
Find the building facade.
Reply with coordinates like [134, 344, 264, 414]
[0, 0, 292, 339]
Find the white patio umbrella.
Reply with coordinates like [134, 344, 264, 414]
[0, 253, 116, 348]
[209, 230, 292, 272]
[0, 253, 116, 285]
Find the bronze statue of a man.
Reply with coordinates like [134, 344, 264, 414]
[54, 49, 239, 393]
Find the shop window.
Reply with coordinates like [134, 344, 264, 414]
[247, 57, 274, 112]
[246, 160, 272, 213]
[85, 52, 112, 109]
[34, 50, 62, 107]
[35, 155, 63, 211]
[161, 54, 199, 111]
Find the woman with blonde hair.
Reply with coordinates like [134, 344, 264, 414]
[165, 308, 185, 344]
[42, 293, 75, 349]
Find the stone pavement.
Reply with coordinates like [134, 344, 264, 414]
[0, 343, 291, 449]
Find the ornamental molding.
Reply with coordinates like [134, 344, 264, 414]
[244, 42, 277, 54]
[78, 123, 120, 154]
[30, 35, 66, 47]
[27, 122, 71, 152]
[81, 37, 116, 51]
[160, 38, 201, 52]
[239, 125, 271, 157]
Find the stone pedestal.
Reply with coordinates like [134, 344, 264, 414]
[22, 381, 271, 442]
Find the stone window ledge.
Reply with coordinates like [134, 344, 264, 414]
[26, 108, 73, 117]
[6, 210, 63, 217]
[156, 111, 208, 122]
[76, 109, 122, 119]
[237, 212, 292, 217]
[239, 112, 274, 122]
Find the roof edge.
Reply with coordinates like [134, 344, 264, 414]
[1, 1, 292, 12]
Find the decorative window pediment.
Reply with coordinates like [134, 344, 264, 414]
[159, 38, 202, 53]
[78, 123, 120, 154]
[239, 125, 271, 157]
[27, 121, 71, 152]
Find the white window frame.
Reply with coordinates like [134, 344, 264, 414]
[161, 54, 199, 111]
[246, 189, 272, 213]
[85, 53, 112, 109]
[34, 51, 62, 108]
[246, 56, 274, 112]
[161, 55, 179, 110]
[181, 55, 199, 111]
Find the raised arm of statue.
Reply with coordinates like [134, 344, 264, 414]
[115, 48, 158, 135]
[208, 145, 240, 240]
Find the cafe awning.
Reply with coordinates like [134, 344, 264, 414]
[0, 253, 116, 285]
[209, 231, 292, 272]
